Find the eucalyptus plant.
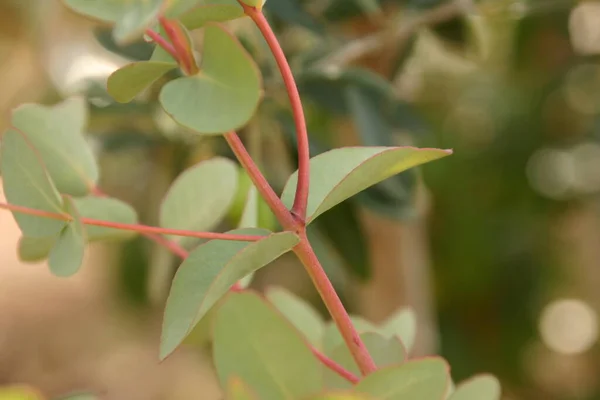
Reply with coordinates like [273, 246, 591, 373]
[1, 0, 502, 398]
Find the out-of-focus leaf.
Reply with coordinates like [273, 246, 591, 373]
[74, 196, 139, 242]
[160, 157, 238, 246]
[225, 377, 259, 400]
[1, 130, 65, 237]
[307, 393, 374, 400]
[322, 316, 378, 353]
[281, 146, 452, 224]
[380, 308, 417, 353]
[181, 4, 244, 29]
[448, 374, 501, 400]
[48, 197, 86, 277]
[355, 358, 450, 399]
[213, 292, 322, 399]
[11, 97, 98, 196]
[160, 229, 299, 359]
[17, 236, 56, 263]
[325, 332, 407, 390]
[264, 0, 324, 34]
[108, 62, 177, 103]
[266, 287, 325, 348]
[159, 24, 262, 134]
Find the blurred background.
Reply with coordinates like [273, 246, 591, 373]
[0, 0, 599, 399]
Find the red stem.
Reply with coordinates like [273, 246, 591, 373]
[294, 233, 377, 375]
[0, 202, 264, 242]
[313, 348, 359, 383]
[159, 17, 197, 75]
[224, 132, 297, 231]
[145, 28, 180, 62]
[240, 4, 310, 221]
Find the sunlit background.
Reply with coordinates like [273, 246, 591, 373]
[0, 0, 599, 399]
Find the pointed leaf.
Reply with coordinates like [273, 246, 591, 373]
[180, 4, 244, 29]
[226, 377, 259, 400]
[11, 97, 98, 196]
[161, 229, 299, 358]
[48, 197, 86, 277]
[73, 196, 139, 241]
[281, 147, 452, 223]
[213, 292, 322, 399]
[448, 375, 501, 400]
[108, 61, 177, 103]
[326, 333, 406, 390]
[1, 130, 65, 237]
[160, 157, 238, 246]
[380, 308, 417, 353]
[355, 358, 450, 400]
[266, 287, 325, 348]
[159, 24, 262, 134]
[17, 236, 57, 263]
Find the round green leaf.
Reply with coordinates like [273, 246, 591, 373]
[17, 236, 57, 263]
[380, 308, 417, 353]
[160, 229, 299, 359]
[448, 375, 501, 400]
[108, 61, 177, 103]
[48, 197, 86, 277]
[11, 97, 98, 197]
[326, 333, 407, 390]
[1, 130, 65, 237]
[266, 287, 325, 348]
[179, 4, 244, 29]
[159, 24, 262, 135]
[355, 358, 450, 400]
[73, 196, 139, 242]
[160, 157, 238, 246]
[213, 292, 322, 399]
[281, 147, 452, 224]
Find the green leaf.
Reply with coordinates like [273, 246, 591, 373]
[108, 61, 177, 103]
[48, 197, 86, 277]
[448, 375, 501, 400]
[308, 392, 375, 399]
[355, 358, 450, 400]
[160, 157, 238, 246]
[325, 333, 406, 390]
[380, 308, 417, 353]
[17, 236, 57, 263]
[237, 185, 259, 288]
[73, 196, 139, 242]
[281, 146, 451, 224]
[239, 0, 265, 10]
[0, 130, 65, 237]
[160, 229, 299, 359]
[149, 21, 194, 63]
[266, 287, 325, 348]
[180, 4, 244, 29]
[323, 316, 377, 353]
[62, 0, 125, 22]
[213, 292, 322, 399]
[113, 0, 165, 44]
[159, 24, 262, 134]
[11, 97, 98, 197]
[226, 377, 259, 400]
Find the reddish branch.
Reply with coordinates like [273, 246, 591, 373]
[145, 28, 179, 61]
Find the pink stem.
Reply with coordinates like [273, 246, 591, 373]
[312, 347, 359, 383]
[145, 28, 180, 62]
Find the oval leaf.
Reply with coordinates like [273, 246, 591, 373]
[448, 375, 501, 400]
[159, 24, 262, 134]
[48, 197, 86, 277]
[281, 147, 452, 224]
[108, 61, 176, 103]
[213, 292, 322, 399]
[180, 4, 244, 29]
[11, 97, 98, 196]
[73, 196, 139, 242]
[17, 236, 57, 263]
[160, 229, 299, 359]
[355, 358, 450, 400]
[266, 287, 324, 348]
[1, 130, 65, 237]
[326, 333, 407, 390]
[160, 157, 238, 246]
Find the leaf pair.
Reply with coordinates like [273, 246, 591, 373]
[108, 23, 261, 135]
